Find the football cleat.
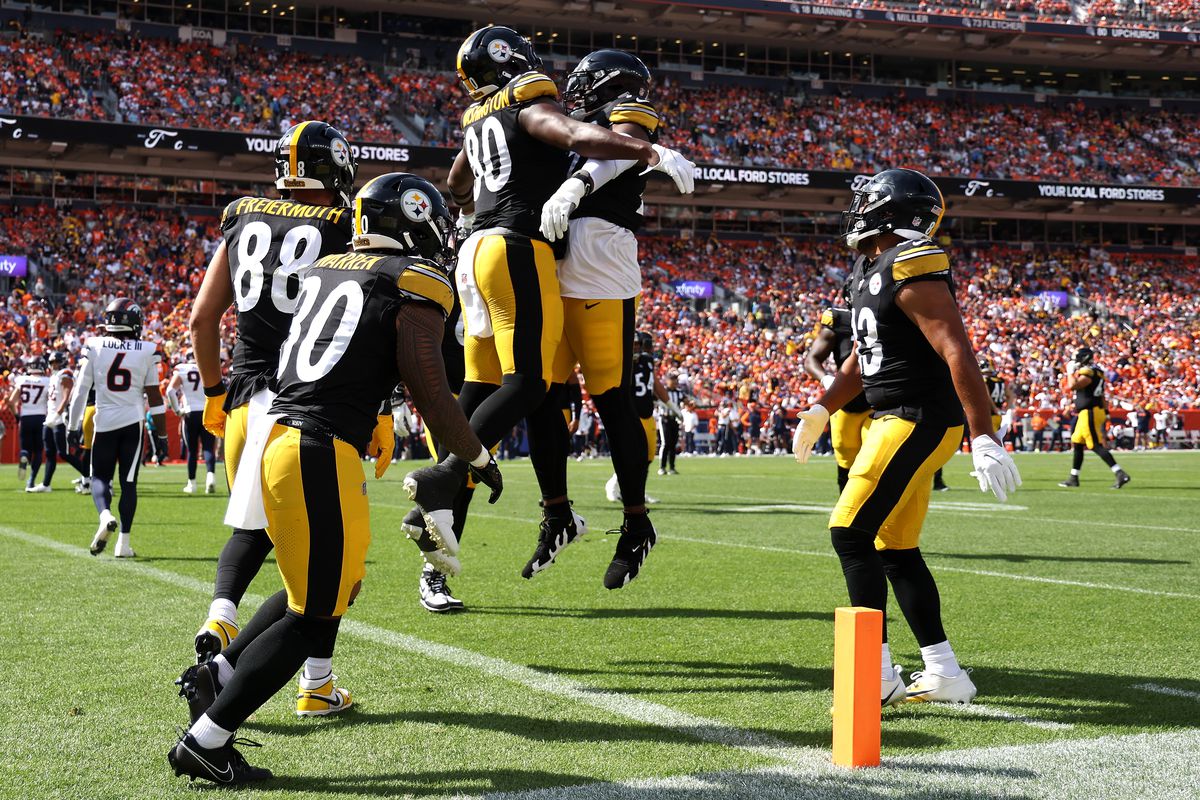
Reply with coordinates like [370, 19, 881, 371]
[522, 505, 588, 579]
[419, 564, 464, 613]
[657, 468, 666, 476]
[26, 484, 51, 493]
[296, 676, 353, 717]
[1058, 475, 1080, 488]
[905, 669, 977, 704]
[114, 541, 137, 559]
[183, 480, 196, 494]
[882, 665, 907, 707]
[73, 476, 91, 494]
[168, 732, 271, 785]
[402, 464, 463, 556]
[89, 510, 119, 555]
[402, 508, 461, 576]
[605, 473, 622, 503]
[18, 454, 27, 482]
[175, 661, 221, 725]
[603, 512, 657, 589]
[195, 618, 239, 664]
[1111, 470, 1131, 490]
[205, 474, 217, 494]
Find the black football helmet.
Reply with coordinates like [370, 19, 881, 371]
[274, 121, 357, 207]
[25, 355, 47, 373]
[104, 297, 143, 339]
[1074, 347, 1094, 366]
[47, 351, 67, 369]
[352, 172, 454, 263]
[978, 356, 995, 376]
[841, 168, 945, 250]
[563, 49, 651, 120]
[456, 26, 543, 101]
[634, 331, 653, 352]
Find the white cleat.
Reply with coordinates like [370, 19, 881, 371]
[422, 548, 462, 577]
[26, 484, 51, 493]
[205, 475, 216, 494]
[90, 510, 119, 555]
[605, 473, 622, 503]
[183, 480, 196, 494]
[882, 664, 907, 707]
[905, 669, 977, 704]
[114, 542, 137, 559]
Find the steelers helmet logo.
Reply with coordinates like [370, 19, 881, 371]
[330, 138, 351, 167]
[402, 189, 433, 221]
[488, 39, 513, 63]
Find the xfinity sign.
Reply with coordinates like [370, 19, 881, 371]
[0, 255, 28, 277]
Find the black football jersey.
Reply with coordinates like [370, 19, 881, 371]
[1073, 365, 1106, 410]
[632, 352, 655, 419]
[819, 306, 870, 414]
[461, 72, 571, 240]
[847, 239, 964, 425]
[271, 251, 454, 449]
[221, 196, 353, 407]
[571, 100, 660, 232]
[985, 375, 1007, 410]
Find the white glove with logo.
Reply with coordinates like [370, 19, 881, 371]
[539, 177, 588, 242]
[792, 404, 829, 464]
[970, 435, 1022, 502]
[643, 144, 696, 194]
[456, 211, 475, 240]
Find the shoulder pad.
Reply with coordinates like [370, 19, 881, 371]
[510, 72, 559, 104]
[397, 262, 455, 317]
[890, 242, 950, 282]
[221, 197, 259, 228]
[1077, 366, 1097, 378]
[609, 100, 660, 133]
[819, 309, 835, 328]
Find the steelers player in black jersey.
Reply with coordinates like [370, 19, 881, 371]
[518, 49, 693, 585]
[187, 121, 357, 711]
[978, 356, 1012, 438]
[168, 174, 502, 786]
[1058, 347, 1131, 489]
[804, 296, 872, 493]
[792, 169, 1020, 707]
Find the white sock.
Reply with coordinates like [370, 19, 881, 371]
[301, 658, 333, 688]
[189, 713, 234, 750]
[1111, 464, 1122, 473]
[880, 642, 893, 680]
[212, 654, 235, 687]
[208, 599, 237, 625]
[1070, 468, 1080, 476]
[116, 531, 131, 550]
[920, 640, 961, 678]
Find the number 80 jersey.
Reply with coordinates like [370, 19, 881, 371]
[847, 238, 964, 425]
[221, 197, 353, 406]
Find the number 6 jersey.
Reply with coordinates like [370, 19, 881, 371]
[69, 337, 161, 432]
[220, 197, 354, 408]
[847, 238, 964, 425]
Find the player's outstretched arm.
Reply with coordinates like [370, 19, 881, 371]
[803, 327, 837, 388]
[190, 240, 234, 436]
[447, 149, 476, 217]
[794, 350, 864, 463]
[520, 100, 658, 164]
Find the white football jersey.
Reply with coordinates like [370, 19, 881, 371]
[45, 368, 73, 425]
[173, 362, 205, 413]
[69, 337, 160, 432]
[15, 374, 50, 416]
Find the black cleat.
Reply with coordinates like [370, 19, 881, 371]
[1111, 470, 1131, 490]
[175, 661, 220, 725]
[168, 733, 271, 785]
[402, 463, 464, 556]
[522, 505, 588, 579]
[1058, 475, 1080, 488]
[603, 512, 657, 590]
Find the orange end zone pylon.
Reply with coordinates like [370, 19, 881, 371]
[832, 606, 883, 768]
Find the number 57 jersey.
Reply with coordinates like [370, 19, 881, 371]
[221, 197, 354, 408]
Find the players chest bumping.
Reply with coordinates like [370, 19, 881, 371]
[848, 241, 963, 425]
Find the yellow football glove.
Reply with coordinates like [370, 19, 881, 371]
[369, 415, 394, 479]
[203, 389, 228, 438]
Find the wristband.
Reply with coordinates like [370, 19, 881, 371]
[451, 188, 473, 206]
[148, 404, 166, 416]
[204, 381, 227, 397]
[470, 448, 492, 468]
[569, 169, 595, 196]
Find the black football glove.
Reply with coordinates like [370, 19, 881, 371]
[154, 435, 169, 464]
[469, 456, 503, 504]
[67, 428, 83, 450]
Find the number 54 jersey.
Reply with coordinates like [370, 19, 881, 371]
[848, 238, 964, 426]
[221, 197, 353, 407]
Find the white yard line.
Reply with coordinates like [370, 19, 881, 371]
[1133, 683, 1200, 701]
[943, 702, 1074, 730]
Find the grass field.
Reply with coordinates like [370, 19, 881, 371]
[2, 450, 1198, 799]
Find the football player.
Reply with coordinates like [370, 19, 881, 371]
[166, 350, 217, 494]
[1058, 347, 1130, 489]
[792, 168, 1020, 706]
[41, 351, 88, 490]
[67, 299, 167, 557]
[605, 331, 667, 506]
[523, 49, 692, 583]
[187, 121, 357, 710]
[978, 356, 1013, 438]
[8, 356, 50, 491]
[412, 28, 692, 577]
[168, 173, 501, 786]
[804, 292, 872, 492]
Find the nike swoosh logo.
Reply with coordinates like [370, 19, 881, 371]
[905, 688, 937, 698]
[183, 741, 234, 782]
[584, 302, 601, 310]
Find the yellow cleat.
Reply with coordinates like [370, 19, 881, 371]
[194, 618, 239, 664]
[296, 677, 353, 717]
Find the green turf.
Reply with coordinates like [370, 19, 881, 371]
[1, 451, 1198, 798]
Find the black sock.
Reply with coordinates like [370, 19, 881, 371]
[117, 478, 137, 532]
[836, 465, 850, 492]
[206, 610, 334, 731]
[214, 529, 274, 605]
[1072, 443, 1085, 471]
[591, 386, 647, 507]
[1094, 445, 1118, 469]
[880, 547, 946, 648]
[467, 373, 546, 450]
[310, 616, 341, 660]
[222, 589, 289, 667]
[526, 382, 569, 501]
[830, 526, 888, 639]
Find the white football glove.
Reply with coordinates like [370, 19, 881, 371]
[996, 410, 1013, 440]
[792, 404, 829, 464]
[643, 144, 696, 194]
[539, 177, 588, 242]
[970, 435, 1022, 502]
[820, 374, 835, 390]
[456, 211, 475, 240]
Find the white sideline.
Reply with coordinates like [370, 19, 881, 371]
[1133, 682, 1200, 701]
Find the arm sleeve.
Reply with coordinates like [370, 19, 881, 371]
[578, 155, 639, 191]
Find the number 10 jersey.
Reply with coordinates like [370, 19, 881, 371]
[220, 196, 353, 407]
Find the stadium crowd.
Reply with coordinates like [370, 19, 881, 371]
[838, 0, 1198, 27]
[4, 30, 1199, 187]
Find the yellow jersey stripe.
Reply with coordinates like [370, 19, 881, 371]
[894, 244, 942, 260]
[397, 270, 455, 316]
[288, 120, 311, 181]
[610, 108, 660, 132]
[892, 252, 950, 281]
[612, 101, 659, 116]
[820, 309, 834, 327]
[512, 75, 558, 103]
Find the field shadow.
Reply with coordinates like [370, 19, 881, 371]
[224, 767, 592, 797]
[524, 658, 840, 699]
[925, 551, 1189, 566]
[472, 605, 827, 622]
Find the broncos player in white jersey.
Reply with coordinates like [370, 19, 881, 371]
[39, 351, 89, 491]
[68, 299, 168, 558]
[7, 356, 50, 491]
[166, 352, 217, 495]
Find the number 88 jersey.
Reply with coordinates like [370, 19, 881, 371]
[847, 238, 964, 425]
[220, 196, 353, 406]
